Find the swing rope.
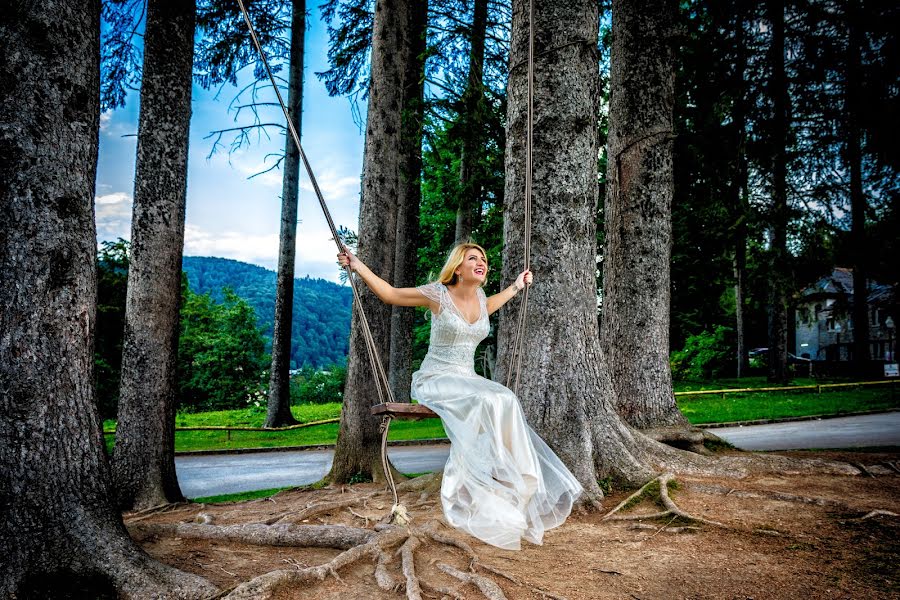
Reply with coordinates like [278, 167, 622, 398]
[506, 0, 535, 395]
[236, 0, 396, 409]
[239, 0, 535, 401]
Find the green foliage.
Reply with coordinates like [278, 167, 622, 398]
[177, 287, 270, 411]
[347, 472, 372, 484]
[670, 326, 735, 381]
[182, 256, 351, 369]
[289, 365, 347, 405]
[95, 239, 130, 419]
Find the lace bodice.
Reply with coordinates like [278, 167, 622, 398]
[417, 282, 490, 374]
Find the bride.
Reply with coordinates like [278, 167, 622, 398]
[338, 242, 582, 550]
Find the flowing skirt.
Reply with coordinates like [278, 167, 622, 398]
[411, 359, 583, 550]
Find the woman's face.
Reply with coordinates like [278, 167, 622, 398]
[456, 249, 488, 284]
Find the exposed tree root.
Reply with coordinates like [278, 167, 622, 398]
[627, 523, 700, 534]
[475, 562, 569, 600]
[374, 546, 400, 591]
[399, 534, 423, 599]
[419, 520, 477, 562]
[850, 461, 875, 477]
[615, 424, 865, 484]
[133, 502, 560, 600]
[688, 482, 854, 510]
[219, 527, 410, 599]
[266, 496, 365, 525]
[420, 580, 465, 599]
[437, 563, 508, 600]
[640, 426, 710, 455]
[882, 461, 900, 475]
[123, 501, 190, 524]
[129, 521, 375, 549]
[856, 509, 898, 521]
[603, 473, 727, 529]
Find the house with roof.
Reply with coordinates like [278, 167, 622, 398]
[794, 267, 896, 362]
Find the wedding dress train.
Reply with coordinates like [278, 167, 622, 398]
[411, 282, 583, 550]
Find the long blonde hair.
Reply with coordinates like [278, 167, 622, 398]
[437, 242, 489, 286]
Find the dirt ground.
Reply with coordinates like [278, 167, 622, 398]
[131, 449, 900, 600]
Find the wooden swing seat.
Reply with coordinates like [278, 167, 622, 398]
[371, 402, 436, 420]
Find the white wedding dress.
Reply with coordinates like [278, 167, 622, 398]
[411, 282, 583, 550]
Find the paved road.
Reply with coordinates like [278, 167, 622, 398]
[177, 445, 451, 498]
[711, 411, 900, 451]
[176, 412, 900, 498]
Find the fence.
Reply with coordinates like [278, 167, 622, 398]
[102, 417, 341, 438]
[674, 379, 896, 400]
[102, 380, 897, 438]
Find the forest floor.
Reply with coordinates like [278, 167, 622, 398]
[130, 449, 900, 600]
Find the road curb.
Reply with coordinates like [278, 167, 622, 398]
[696, 408, 900, 429]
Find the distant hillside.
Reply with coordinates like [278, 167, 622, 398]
[182, 256, 352, 368]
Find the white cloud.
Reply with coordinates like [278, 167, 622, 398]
[183, 222, 345, 283]
[95, 192, 133, 243]
[299, 172, 359, 204]
[184, 224, 279, 267]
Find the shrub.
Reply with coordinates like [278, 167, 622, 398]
[177, 288, 269, 411]
[290, 364, 347, 405]
[670, 326, 735, 381]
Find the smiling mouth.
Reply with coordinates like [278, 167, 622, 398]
[474, 268, 485, 276]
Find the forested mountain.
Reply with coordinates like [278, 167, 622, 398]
[182, 256, 352, 368]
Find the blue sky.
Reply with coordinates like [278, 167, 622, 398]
[95, 5, 365, 283]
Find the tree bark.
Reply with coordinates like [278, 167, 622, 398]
[454, 0, 489, 244]
[497, 0, 666, 503]
[265, 0, 305, 427]
[730, 0, 750, 378]
[766, 0, 790, 384]
[113, 0, 195, 510]
[329, 0, 411, 483]
[599, 0, 688, 431]
[388, 0, 428, 404]
[0, 2, 214, 596]
[846, 0, 870, 374]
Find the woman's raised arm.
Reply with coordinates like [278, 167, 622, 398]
[486, 270, 532, 315]
[338, 249, 435, 309]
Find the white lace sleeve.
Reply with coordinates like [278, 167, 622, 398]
[416, 282, 444, 314]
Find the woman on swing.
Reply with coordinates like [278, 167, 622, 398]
[338, 242, 582, 550]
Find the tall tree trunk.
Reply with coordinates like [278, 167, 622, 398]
[388, 0, 428, 404]
[113, 0, 195, 510]
[454, 0, 489, 243]
[497, 0, 664, 504]
[846, 0, 870, 374]
[329, 0, 411, 483]
[599, 0, 689, 434]
[265, 0, 305, 427]
[0, 3, 214, 596]
[766, 0, 790, 384]
[731, 0, 750, 378]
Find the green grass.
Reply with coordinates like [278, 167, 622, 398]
[101, 378, 898, 453]
[193, 486, 294, 503]
[103, 403, 447, 453]
[677, 381, 898, 424]
[103, 403, 343, 431]
[675, 376, 833, 392]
